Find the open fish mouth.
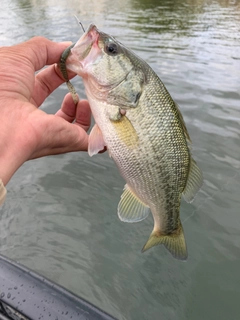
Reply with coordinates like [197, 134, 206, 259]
[68, 24, 102, 72]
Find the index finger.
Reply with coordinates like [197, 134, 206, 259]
[31, 63, 67, 106]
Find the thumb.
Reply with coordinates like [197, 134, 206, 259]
[16, 36, 72, 71]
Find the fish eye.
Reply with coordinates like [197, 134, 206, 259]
[105, 41, 118, 56]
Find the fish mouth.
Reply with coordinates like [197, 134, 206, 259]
[66, 24, 102, 73]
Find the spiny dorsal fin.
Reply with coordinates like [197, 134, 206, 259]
[183, 158, 203, 203]
[174, 102, 191, 143]
[142, 221, 188, 261]
[118, 184, 150, 223]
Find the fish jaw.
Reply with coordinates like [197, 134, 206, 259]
[66, 24, 102, 77]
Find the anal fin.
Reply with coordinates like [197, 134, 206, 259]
[142, 221, 188, 261]
[183, 158, 203, 203]
[118, 184, 150, 223]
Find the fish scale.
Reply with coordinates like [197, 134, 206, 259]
[61, 23, 203, 260]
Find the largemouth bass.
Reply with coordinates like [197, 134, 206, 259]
[60, 24, 203, 260]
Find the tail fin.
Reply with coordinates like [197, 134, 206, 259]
[142, 221, 188, 261]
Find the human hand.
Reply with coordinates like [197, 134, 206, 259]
[0, 37, 91, 186]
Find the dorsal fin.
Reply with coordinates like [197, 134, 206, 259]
[183, 158, 203, 203]
[174, 101, 191, 143]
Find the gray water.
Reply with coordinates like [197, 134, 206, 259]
[0, 0, 240, 319]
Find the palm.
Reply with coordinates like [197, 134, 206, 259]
[0, 37, 91, 184]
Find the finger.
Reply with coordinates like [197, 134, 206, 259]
[55, 93, 91, 132]
[32, 61, 79, 107]
[16, 36, 73, 71]
[31, 64, 65, 106]
[55, 93, 77, 122]
[75, 99, 91, 132]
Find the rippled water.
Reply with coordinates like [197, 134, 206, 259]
[0, 0, 240, 319]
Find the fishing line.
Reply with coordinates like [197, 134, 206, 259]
[74, 15, 85, 32]
[182, 170, 240, 224]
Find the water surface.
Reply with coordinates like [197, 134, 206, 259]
[0, 0, 240, 319]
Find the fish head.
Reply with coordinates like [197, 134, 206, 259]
[66, 24, 144, 108]
[66, 24, 132, 87]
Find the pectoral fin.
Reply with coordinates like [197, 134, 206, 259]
[118, 184, 150, 222]
[142, 221, 188, 261]
[88, 124, 106, 157]
[110, 115, 139, 148]
[183, 158, 203, 203]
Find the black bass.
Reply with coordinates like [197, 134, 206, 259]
[61, 24, 203, 260]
